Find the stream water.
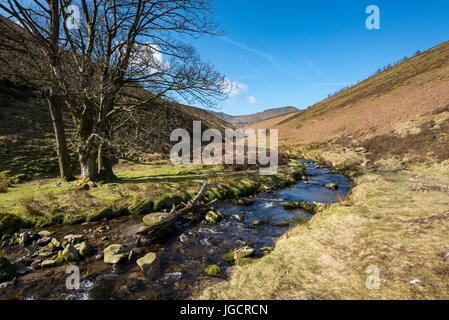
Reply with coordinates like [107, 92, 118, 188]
[0, 160, 351, 300]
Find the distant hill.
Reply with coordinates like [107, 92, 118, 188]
[248, 40, 449, 164]
[210, 106, 298, 127]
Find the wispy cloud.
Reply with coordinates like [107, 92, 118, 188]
[220, 36, 303, 81]
[223, 78, 258, 106]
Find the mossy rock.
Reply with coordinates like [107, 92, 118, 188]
[0, 214, 25, 237]
[283, 201, 329, 214]
[233, 197, 254, 206]
[222, 251, 236, 262]
[155, 193, 184, 211]
[204, 264, 221, 277]
[104, 244, 128, 265]
[283, 202, 301, 210]
[86, 207, 114, 222]
[142, 212, 170, 227]
[0, 256, 17, 283]
[136, 252, 158, 273]
[129, 199, 155, 216]
[234, 246, 255, 259]
[325, 183, 339, 190]
[205, 210, 224, 225]
[62, 244, 81, 262]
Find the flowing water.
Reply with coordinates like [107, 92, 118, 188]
[0, 160, 351, 300]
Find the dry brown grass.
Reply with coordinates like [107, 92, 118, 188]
[247, 41, 449, 146]
[200, 159, 449, 300]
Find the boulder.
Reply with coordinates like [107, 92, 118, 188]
[142, 212, 170, 227]
[283, 201, 329, 214]
[36, 237, 51, 246]
[38, 230, 53, 238]
[251, 218, 269, 226]
[271, 220, 291, 227]
[75, 242, 93, 257]
[103, 244, 128, 265]
[136, 252, 158, 273]
[62, 244, 81, 262]
[230, 214, 244, 221]
[204, 264, 221, 277]
[50, 238, 61, 249]
[41, 259, 57, 268]
[64, 234, 84, 244]
[234, 246, 255, 260]
[325, 183, 339, 190]
[205, 210, 224, 225]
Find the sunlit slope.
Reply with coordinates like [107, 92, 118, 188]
[251, 40, 449, 145]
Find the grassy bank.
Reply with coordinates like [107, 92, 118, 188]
[200, 148, 449, 299]
[0, 160, 306, 237]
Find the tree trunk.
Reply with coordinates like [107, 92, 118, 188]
[46, 93, 75, 182]
[99, 151, 117, 181]
[79, 150, 99, 181]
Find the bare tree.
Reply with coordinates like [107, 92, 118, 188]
[0, 1, 75, 182]
[1, 0, 228, 182]
[57, 0, 228, 181]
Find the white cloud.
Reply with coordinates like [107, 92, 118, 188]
[224, 78, 258, 106]
[247, 96, 258, 104]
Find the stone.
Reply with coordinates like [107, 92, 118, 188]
[50, 238, 61, 249]
[136, 252, 158, 273]
[325, 183, 339, 190]
[19, 232, 30, 246]
[103, 244, 128, 265]
[271, 220, 291, 227]
[41, 259, 57, 268]
[179, 232, 196, 244]
[142, 212, 170, 227]
[230, 214, 244, 221]
[204, 264, 221, 277]
[234, 246, 255, 260]
[222, 251, 236, 262]
[38, 230, 53, 238]
[233, 197, 254, 206]
[62, 244, 81, 262]
[205, 210, 224, 225]
[251, 218, 269, 226]
[75, 241, 93, 257]
[64, 234, 84, 244]
[36, 237, 51, 246]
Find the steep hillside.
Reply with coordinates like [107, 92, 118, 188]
[210, 106, 298, 127]
[0, 80, 230, 182]
[248, 40, 449, 164]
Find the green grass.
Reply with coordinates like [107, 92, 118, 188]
[0, 160, 306, 236]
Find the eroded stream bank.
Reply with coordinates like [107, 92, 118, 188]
[0, 160, 351, 300]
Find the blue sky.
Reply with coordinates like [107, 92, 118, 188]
[191, 0, 449, 115]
